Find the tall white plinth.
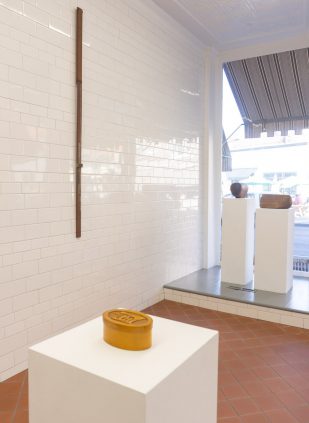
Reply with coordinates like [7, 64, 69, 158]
[254, 208, 294, 293]
[29, 316, 218, 423]
[221, 198, 256, 285]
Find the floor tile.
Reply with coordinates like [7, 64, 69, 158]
[288, 404, 309, 423]
[241, 381, 271, 397]
[265, 409, 299, 423]
[252, 366, 278, 380]
[218, 400, 237, 418]
[0, 395, 19, 413]
[232, 369, 258, 383]
[229, 398, 260, 416]
[218, 417, 242, 423]
[0, 412, 12, 423]
[239, 413, 269, 423]
[253, 393, 286, 412]
[221, 383, 249, 400]
[275, 389, 307, 408]
[266, 377, 293, 393]
[13, 410, 28, 423]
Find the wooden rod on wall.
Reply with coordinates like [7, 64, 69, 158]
[76, 7, 83, 238]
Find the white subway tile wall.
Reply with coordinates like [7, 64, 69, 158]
[0, 0, 205, 380]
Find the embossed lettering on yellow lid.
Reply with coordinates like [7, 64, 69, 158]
[103, 309, 153, 351]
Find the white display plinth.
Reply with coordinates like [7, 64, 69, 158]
[221, 198, 256, 285]
[29, 316, 218, 423]
[254, 208, 294, 293]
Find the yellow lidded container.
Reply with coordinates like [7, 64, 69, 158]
[103, 309, 153, 351]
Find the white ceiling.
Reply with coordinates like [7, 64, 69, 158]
[153, 0, 309, 49]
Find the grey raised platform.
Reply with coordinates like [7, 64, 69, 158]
[164, 267, 309, 315]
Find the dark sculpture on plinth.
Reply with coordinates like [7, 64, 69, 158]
[260, 194, 292, 209]
[230, 182, 248, 198]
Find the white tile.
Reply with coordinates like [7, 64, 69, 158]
[39, 284, 62, 302]
[0, 183, 21, 193]
[257, 310, 281, 323]
[199, 300, 218, 311]
[24, 194, 50, 208]
[0, 331, 27, 355]
[3, 252, 22, 266]
[12, 260, 38, 280]
[0, 80, 23, 101]
[13, 291, 39, 311]
[36, 0, 61, 16]
[26, 273, 51, 291]
[0, 298, 12, 317]
[23, 55, 49, 76]
[11, 122, 37, 140]
[0, 0, 23, 14]
[280, 315, 304, 328]
[14, 346, 28, 365]
[0, 210, 11, 227]
[9, 68, 36, 89]
[0, 313, 14, 329]
[0, 193, 24, 210]
[39, 255, 62, 273]
[24, 223, 50, 239]
[36, 76, 60, 95]
[0, 63, 8, 80]
[24, 88, 49, 107]
[217, 303, 237, 314]
[5, 321, 24, 337]
[0, 120, 10, 137]
[0, 109, 20, 123]
[0, 154, 9, 171]
[23, 3, 49, 26]
[28, 321, 52, 344]
[236, 306, 258, 319]
[0, 45, 22, 67]
[0, 354, 14, 375]
[21, 183, 40, 194]
[12, 210, 37, 230]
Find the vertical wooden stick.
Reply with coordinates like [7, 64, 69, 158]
[76, 7, 83, 238]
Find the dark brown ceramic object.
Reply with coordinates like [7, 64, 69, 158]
[260, 194, 292, 209]
[230, 182, 248, 198]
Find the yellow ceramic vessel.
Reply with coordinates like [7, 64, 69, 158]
[103, 309, 153, 351]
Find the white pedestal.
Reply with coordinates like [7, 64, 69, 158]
[29, 316, 218, 423]
[221, 198, 256, 285]
[254, 208, 294, 293]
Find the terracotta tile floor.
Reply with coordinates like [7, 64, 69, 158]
[1, 300, 309, 423]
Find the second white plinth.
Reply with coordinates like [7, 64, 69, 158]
[254, 208, 294, 293]
[221, 198, 256, 285]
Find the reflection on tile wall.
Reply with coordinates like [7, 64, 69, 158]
[0, 0, 205, 380]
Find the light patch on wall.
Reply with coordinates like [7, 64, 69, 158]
[49, 24, 71, 38]
[180, 89, 200, 96]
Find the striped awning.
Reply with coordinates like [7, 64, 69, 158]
[224, 47, 309, 138]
